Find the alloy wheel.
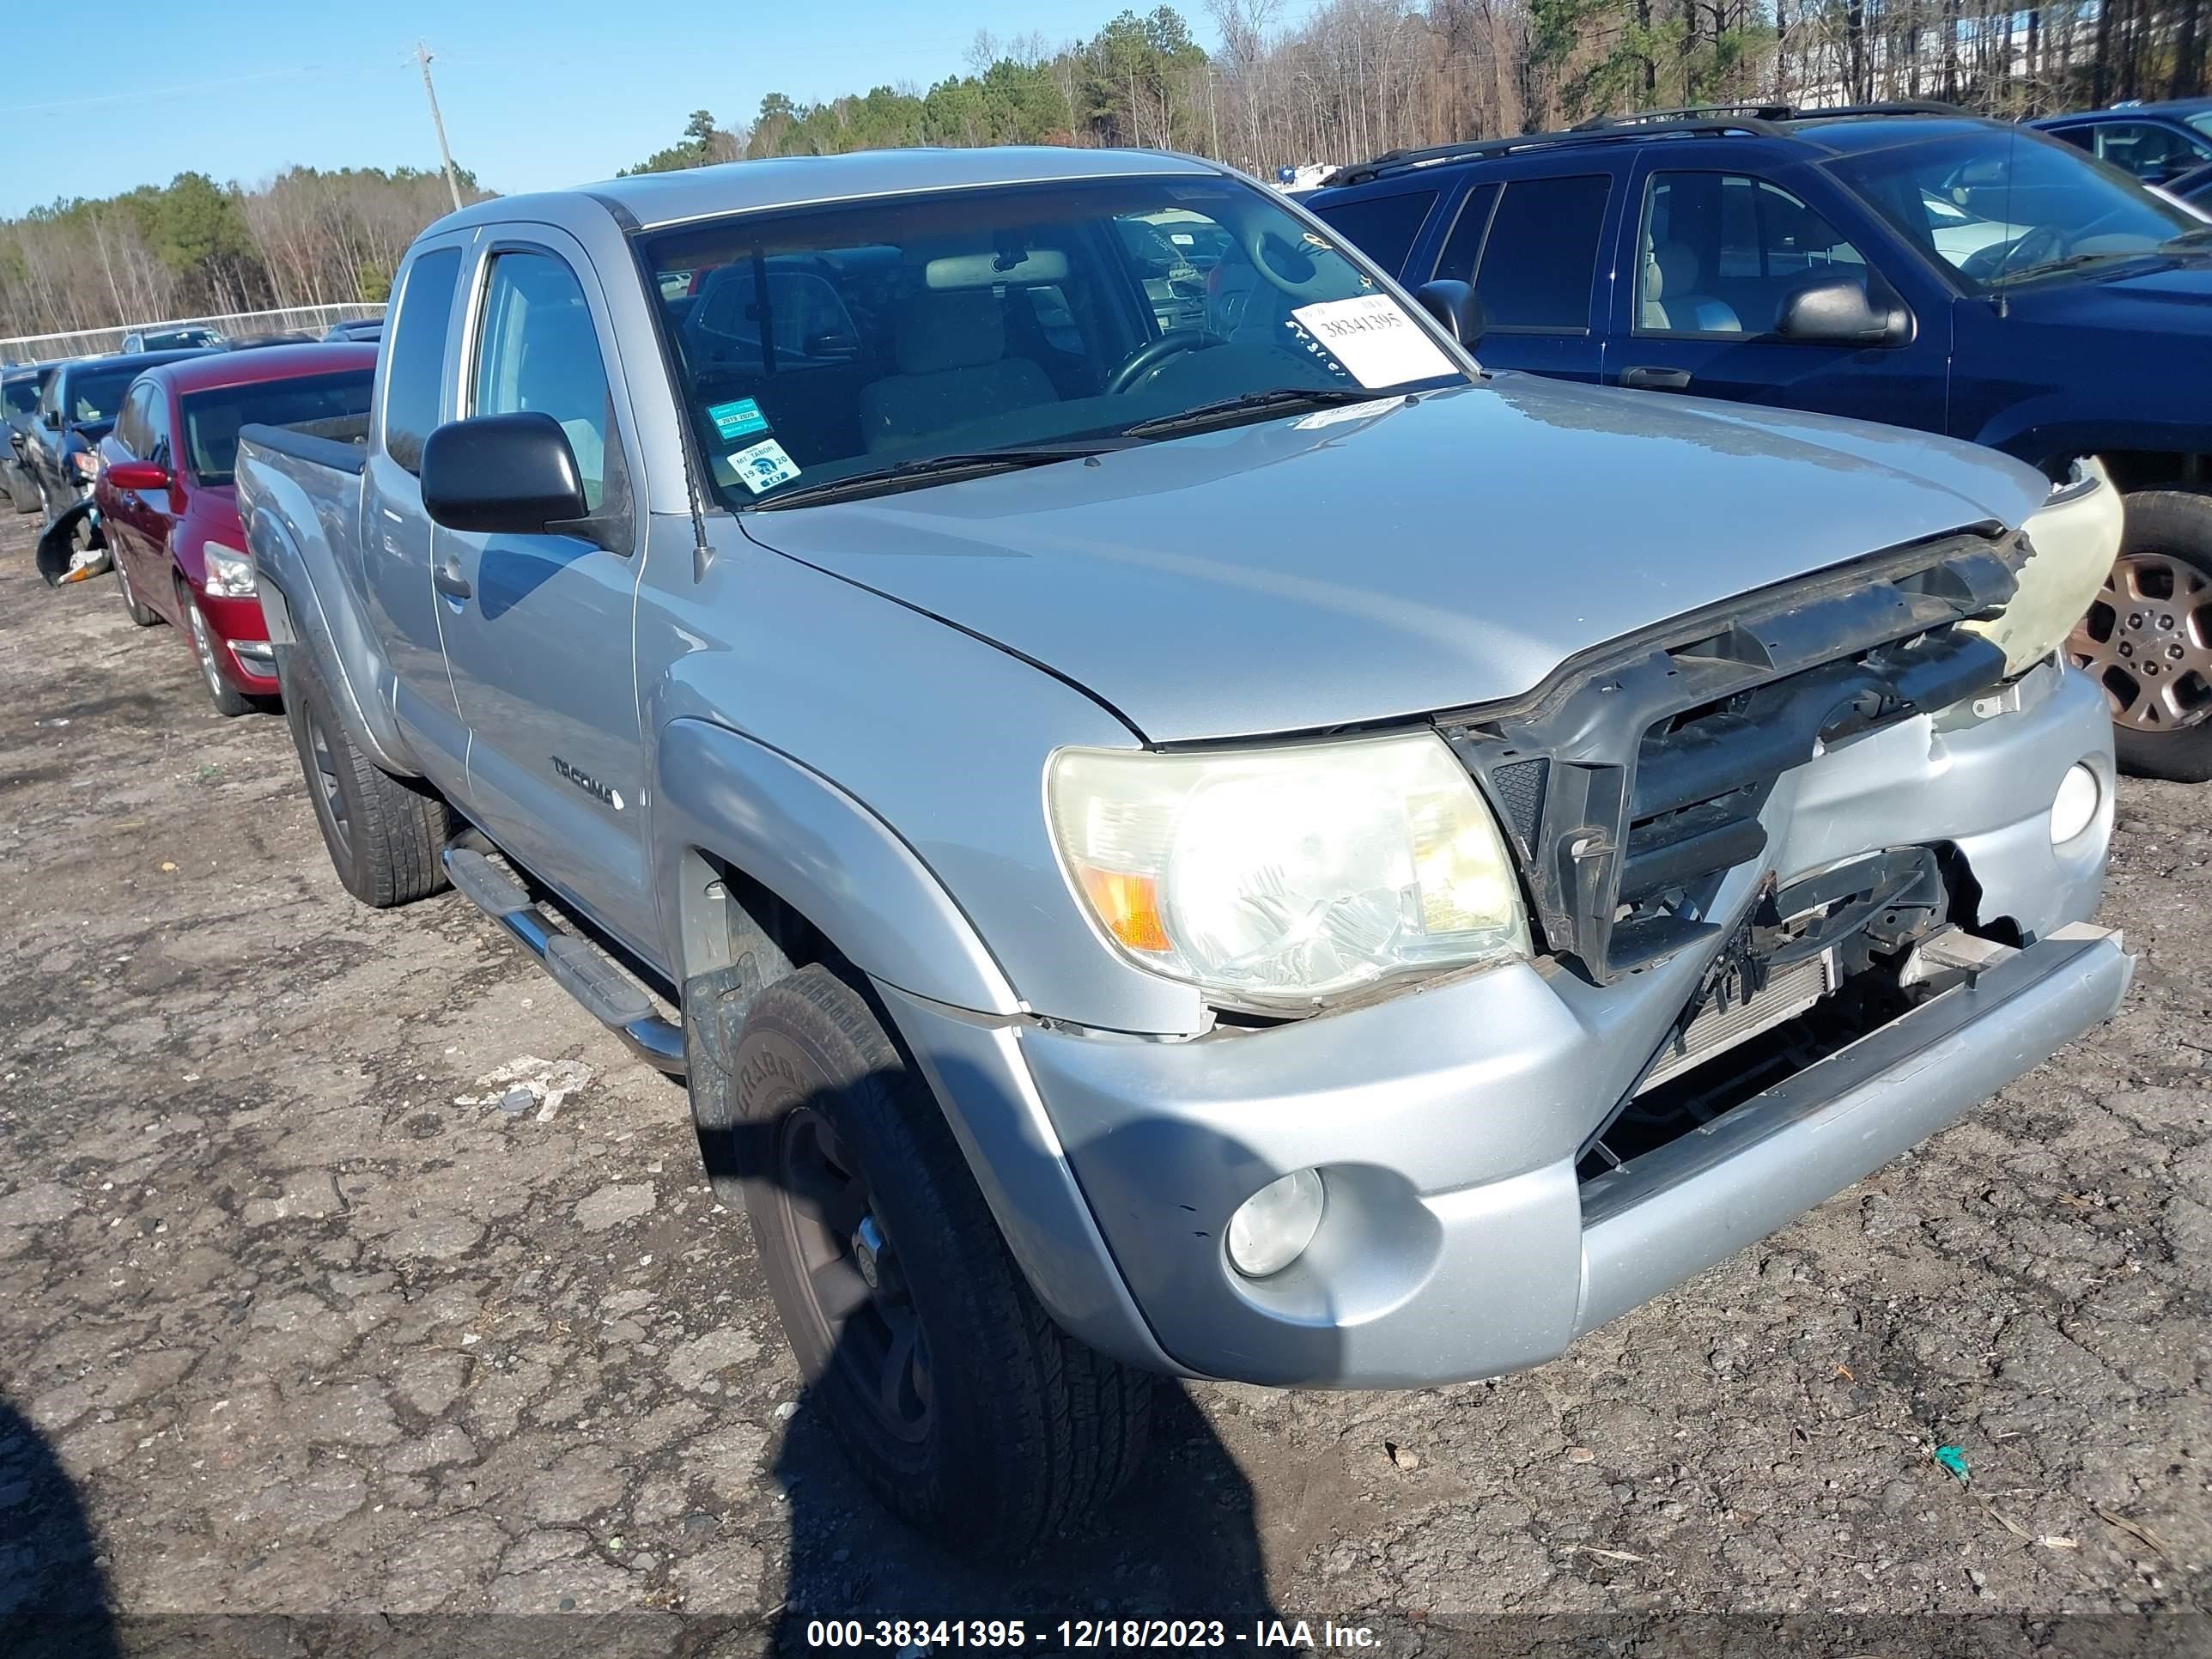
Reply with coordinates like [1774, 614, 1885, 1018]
[305, 708, 353, 859]
[2069, 550, 2212, 732]
[772, 1105, 933, 1447]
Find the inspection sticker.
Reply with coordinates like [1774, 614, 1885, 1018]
[1288, 294, 1455, 389]
[728, 437, 801, 495]
[706, 398, 770, 442]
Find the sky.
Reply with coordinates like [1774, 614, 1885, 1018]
[1, 0, 1242, 218]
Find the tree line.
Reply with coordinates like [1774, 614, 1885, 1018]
[6, 0, 2203, 343]
[634, 0, 2210, 179]
[0, 165, 483, 346]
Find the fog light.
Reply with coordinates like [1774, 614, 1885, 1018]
[1226, 1169, 1325, 1279]
[2051, 762, 2100, 845]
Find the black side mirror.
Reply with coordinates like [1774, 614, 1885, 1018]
[421, 411, 590, 536]
[1412, 279, 1485, 349]
[1775, 274, 1910, 347]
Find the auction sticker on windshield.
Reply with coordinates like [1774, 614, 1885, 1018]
[730, 437, 801, 495]
[1290, 295, 1455, 389]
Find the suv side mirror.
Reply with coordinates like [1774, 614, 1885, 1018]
[421, 411, 589, 536]
[1412, 279, 1485, 350]
[1776, 274, 1910, 346]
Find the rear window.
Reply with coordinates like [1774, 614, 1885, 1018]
[1308, 188, 1441, 278]
[381, 246, 465, 474]
[1466, 175, 1613, 332]
[60, 366, 138, 425]
[184, 369, 375, 486]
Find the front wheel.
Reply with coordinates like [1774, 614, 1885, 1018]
[2069, 489, 2212, 782]
[690, 963, 1153, 1556]
[181, 586, 252, 716]
[278, 650, 451, 906]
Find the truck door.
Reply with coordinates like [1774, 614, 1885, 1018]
[1601, 155, 1950, 428]
[431, 230, 655, 957]
[361, 234, 471, 794]
[1419, 164, 1620, 383]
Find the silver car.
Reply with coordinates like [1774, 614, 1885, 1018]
[234, 145, 2132, 1553]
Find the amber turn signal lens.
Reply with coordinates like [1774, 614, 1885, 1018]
[1075, 864, 1172, 954]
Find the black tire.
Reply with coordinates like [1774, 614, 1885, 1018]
[179, 582, 252, 715]
[2072, 489, 2212, 782]
[690, 963, 1152, 1556]
[278, 650, 451, 906]
[4, 468, 35, 515]
[112, 550, 159, 627]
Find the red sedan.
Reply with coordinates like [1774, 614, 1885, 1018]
[94, 344, 375, 714]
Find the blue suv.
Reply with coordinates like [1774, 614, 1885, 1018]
[1307, 103, 2212, 778]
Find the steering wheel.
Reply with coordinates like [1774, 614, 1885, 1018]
[1240, 223, 1338, 303]
[1989, 223, 2066, 280]
[1106, 328, 1220, 394]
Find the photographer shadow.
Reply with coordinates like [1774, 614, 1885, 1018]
[0, 1395, 120, 1659]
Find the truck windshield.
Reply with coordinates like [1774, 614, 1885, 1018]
[639, 173, 1467, 508]
[1831, 131, 2198, 289]
[182, 368, 375, 485]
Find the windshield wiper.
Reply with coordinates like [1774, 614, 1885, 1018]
[1118, 385, 1407, 440]
[1990, 250, 2134, 285]
[2160, 224, 2212, 252]
[750, 442, 1122, 510]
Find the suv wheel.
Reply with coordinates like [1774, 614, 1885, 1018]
[278, 650, 452, 906]
[2069, 490, 2212, 781]
[689, 963, 1153, 1556]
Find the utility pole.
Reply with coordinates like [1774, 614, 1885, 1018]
[416, 41, 465, 215]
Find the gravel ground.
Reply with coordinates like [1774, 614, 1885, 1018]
[0, 508, 2205, 1656]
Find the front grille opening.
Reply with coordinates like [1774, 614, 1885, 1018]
[1576, 965, 1922, 1181]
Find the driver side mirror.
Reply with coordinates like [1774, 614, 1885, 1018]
[421, 411, 589, 536]
[107, 459, 171, 492]
[1775, 274, 1911, 347]
[1412, 279, 1485, 350]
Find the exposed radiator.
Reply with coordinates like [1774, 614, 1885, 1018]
[1637, 950, 1838, 1096]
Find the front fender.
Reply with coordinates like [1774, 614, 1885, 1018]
[652, 715, 1019, 1017]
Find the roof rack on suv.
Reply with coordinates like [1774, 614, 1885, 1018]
[1322, 99, 1975, 189]
[1323, 116, 1776, 188]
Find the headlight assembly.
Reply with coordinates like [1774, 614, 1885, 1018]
[1966, 458, 2123, 678]
[202, 541, 257, 599]
[1047, 730, 1528, 1009]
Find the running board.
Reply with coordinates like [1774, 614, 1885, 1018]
[443, 846, 686, 1076]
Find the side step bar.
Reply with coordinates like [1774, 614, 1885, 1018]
[443, 846, 687, 1077]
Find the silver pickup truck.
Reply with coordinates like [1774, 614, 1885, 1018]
[236, 145, 2134, 1553]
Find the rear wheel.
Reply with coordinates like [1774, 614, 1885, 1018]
[112, 550, 159, 627]
[180, 582, 252, 716]
[279, 650, 451, 906]
[689, 963, 1153, 1557]
[4, 467, 35, 515]
[2069, 490, 2212, 782]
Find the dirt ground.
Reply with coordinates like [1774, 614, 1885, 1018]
[0, 507, 2206, 1656]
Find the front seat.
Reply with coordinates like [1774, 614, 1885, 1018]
[859, 290, 1058, 452]
[1641, 242, 1743, 335]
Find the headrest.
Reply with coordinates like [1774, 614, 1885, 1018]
[1648, 242, 1699, 300]
[894, 290, 1006, 376]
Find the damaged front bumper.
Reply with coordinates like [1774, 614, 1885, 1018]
[881, 661, 2130, 1388]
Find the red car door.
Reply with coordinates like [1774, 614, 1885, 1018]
[136, 386, 185, 617]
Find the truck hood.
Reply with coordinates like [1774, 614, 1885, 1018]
[740, 377, 2049, 743]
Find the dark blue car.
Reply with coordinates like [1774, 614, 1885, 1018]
[1307, 105, 2212, 777]
[2034, 98, 2212, 190]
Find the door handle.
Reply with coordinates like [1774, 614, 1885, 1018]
[1621, 366, 1694, 391]
[433, 565, 472, 601]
